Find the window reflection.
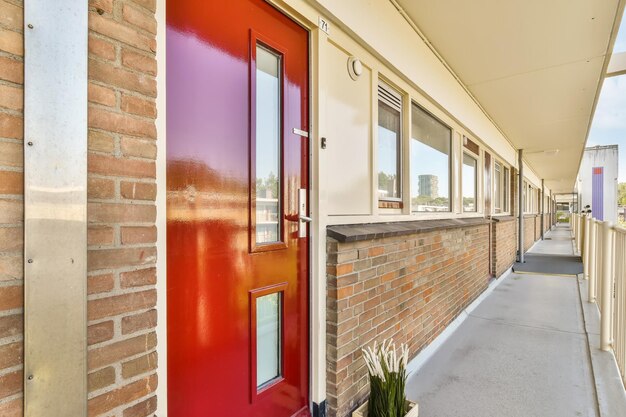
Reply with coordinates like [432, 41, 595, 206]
[256, 292, 281, 388]
[411, 103, 451, 212]
[494, 162, 502, 213]
[463, 153, 477, 212]
[255, 45, 281, 244]
[378, 94, 401, 200]
[503, 167, 510, 212]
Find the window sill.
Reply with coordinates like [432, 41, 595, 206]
[492, 215, 516, 223]
[327, 217, 492, 242]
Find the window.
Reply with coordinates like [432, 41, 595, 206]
[377, 83, 402, 201]
[256, 292, 281, 388]
[462, 153, 477, 212]
[523, 181, 528, 213]
[494, 162, 502, 213]
[503, 167, 510, 212]
[255, 45, 281, 244]
[410, 103, 451, 212]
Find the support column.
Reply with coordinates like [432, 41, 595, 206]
[24, 2, 88, 415]
[518, 149, 524, 262]
[540, 179, 546, 240]
[583, 216, 590, 279]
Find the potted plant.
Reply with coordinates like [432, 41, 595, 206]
[353, 339, 419, 417]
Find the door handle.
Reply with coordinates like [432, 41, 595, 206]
[298, 189, 309, 238]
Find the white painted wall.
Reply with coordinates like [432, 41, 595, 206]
[576, 145, 619, 223]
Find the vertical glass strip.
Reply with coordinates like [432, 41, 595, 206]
[256, 292, 281, 388]
[377, 101, 401, 200]
[255, 45, 281, 244]
[463, 153, 477, 212]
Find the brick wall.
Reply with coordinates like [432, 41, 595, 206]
[326, 223, 490, 417]
[535, 213, 541, 239]
[0, 0, 24, 415]
[523, 215, 536, 251]
[0, 1, 159, 416]
[87, 1, 158, 416]
[492, 217, 516, 278]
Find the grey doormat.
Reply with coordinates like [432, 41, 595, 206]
[513, 254, 583, 276]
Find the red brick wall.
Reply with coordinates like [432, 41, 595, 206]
[87, 0, 158, 416]
[0, 1, 159, 416]
[0, 0, 24, 415]
[326, 224, 490, 417]
[492, 218, 516, 278]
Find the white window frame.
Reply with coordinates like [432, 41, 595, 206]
[462, 151, 479, 213]
[410, 101, 453, 213]
[494, 161, 502, 213]
[492, 160, 511, 215]
[377, 81, 403, 203]
[503, 165, 510, 213]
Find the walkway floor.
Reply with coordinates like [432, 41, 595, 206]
[406, 225, 598, 417]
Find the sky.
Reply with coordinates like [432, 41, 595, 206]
[587, 18, 626, 182]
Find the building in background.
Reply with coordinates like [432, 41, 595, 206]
[576, 145, 619, 223]
[418, 174, 439, 198]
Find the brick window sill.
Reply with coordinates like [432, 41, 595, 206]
[327, 217, 492, 242]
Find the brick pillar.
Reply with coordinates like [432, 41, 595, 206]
[86, 1, 158, 416]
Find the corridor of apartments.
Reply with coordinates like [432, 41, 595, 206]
[405, 224, 626, 417]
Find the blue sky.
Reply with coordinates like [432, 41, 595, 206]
[587, 18, 626, 182]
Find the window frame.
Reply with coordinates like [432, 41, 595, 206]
[503, 166, 510, 213]
[377, 81, 403, 204]
[410, 101, 453, 213]
[494, 161, 502, 213]
[249, 34, 288, 253]
[492, 160, 511, 215]
[462, 151, 479, 213]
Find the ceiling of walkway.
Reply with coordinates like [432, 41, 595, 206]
[396, 0, 624, 193]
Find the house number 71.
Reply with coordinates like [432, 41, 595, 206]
[319, 17, 329, 34]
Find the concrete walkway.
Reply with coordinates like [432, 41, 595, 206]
[406, 225, 599, 417]
[530, 223, 577, 256]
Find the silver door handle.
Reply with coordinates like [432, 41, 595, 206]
[298, 189, 309, 238]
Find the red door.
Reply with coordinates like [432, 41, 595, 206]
[166, 1, 309, 416]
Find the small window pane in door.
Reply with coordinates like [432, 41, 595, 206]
[255, 45, 281, 244]
[256, 292, 281, 388]
[463, 153, 477, 212]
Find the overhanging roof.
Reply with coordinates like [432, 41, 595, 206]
[395, 0, 625, 193]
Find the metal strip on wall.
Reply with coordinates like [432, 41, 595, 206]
[24, 1, 88, 415]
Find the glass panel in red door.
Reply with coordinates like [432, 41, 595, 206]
[166, 1, 309, 416]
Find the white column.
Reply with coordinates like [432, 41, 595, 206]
[589, 219, 597, 302]
[601, 221, 614, 351]
[583, 216, 590, 279]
